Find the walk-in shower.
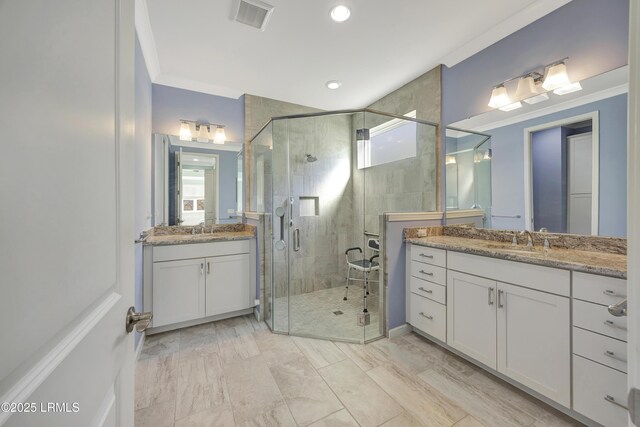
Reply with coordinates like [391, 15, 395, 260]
[250, 109, 438, 343]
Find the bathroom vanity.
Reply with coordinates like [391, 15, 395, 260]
[405, 227, 627, 427]
[142, 224, 257, 333]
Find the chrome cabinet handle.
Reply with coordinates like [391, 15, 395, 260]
[603, 320, 627, 330]
[498, 289, 504, 308]
[200, 263, 204, 275]
[488, 287, 494, 305]
[419, 254, 434, 258]
[418, 287, 433, 294]
[419, 270, 434, 276]
[419, 312, 433, 320]
[604, 395, 628, 410]
[603, 289, 627, 298]
[207, 262, 211, 275]
[604, 350, 627, 363]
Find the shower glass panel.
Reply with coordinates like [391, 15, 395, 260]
[251, 109, 438, 343]
[445, 127, 492, 227]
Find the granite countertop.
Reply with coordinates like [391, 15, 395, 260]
[405, 227, 626, 279]
[142, 224, 256, 246]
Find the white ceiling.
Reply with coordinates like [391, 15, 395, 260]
[137, 0, 570, 110]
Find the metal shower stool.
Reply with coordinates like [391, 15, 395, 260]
[343, 238, 380, 314]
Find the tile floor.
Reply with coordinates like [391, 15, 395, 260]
[136, 315, 582, 427]
[272, 286, 382, 342]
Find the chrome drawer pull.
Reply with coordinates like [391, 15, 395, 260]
[603, 289, 626, 298]
[418, 287, 433, 294]
[488, 287, 494, 305]
[604, 350, 627, 363]
[603, 320, 627, 331]
[419, 253, 434, 258]
[419, 270, 434, 276]
[604, 395, 628, 410]
[419, 312, 433, 320]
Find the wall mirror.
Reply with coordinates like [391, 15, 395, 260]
[445, 66, 628, 238]
[153, 134, 244, 226]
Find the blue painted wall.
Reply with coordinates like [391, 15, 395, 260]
[134, 34, 153, 348]
[152, 84, 244, 144]
[488, 94, 627, 237]
[442, 0, 629, 124]
[532, 127, 568, 233]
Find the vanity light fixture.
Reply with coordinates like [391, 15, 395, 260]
[179, 121, 193, 141]
[178, 120, 226, 144]
[445, 155, 457, 165]
[330, 5, 351, 22]
[488, 84, 511, 108]
[487, 58, 582, 111]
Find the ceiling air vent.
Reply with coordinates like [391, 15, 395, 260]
[234, 0, 274, 31]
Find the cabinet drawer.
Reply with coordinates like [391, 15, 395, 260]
[573, 327, 627, 373]
[573, 355, 628, 427]
[408, 293, 446, 342]
[410, 262, 446, 286]
[448, 252, 569, 296]
[573, 299, 627, 342]
[409, 276, 446, 304]
[410, 245, 446, 267]
[573, 272, 627, 305]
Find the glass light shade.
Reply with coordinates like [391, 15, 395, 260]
[179, 122, 192, 141]
[542, 62, 571, 91]
[483, 149, 492, 160]
[515, 76, 538, 100]
[488, 85, 511, 108]
[473, 151, 484, 163]
[523, 93, 549, 105]
[499, 101, 522, 112]
[445, 155, 457, 165]
[197, 125, 210, 143]
[214, 126, 226, 144]
[553, 82, 583, 95]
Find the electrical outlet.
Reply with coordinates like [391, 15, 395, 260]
[417, 229, 427, 237]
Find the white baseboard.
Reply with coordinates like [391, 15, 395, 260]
[253, 307, 261, 322]
[388, 323, 413, 339]
[135, 332, 146, 361]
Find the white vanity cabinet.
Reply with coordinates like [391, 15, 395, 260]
[407, 245, 571, 408]
[144, 239, 256, 331]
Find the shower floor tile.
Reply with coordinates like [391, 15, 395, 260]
[272, 286, 382, 342]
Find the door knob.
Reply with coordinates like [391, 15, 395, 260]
[126, 306, 153, 333]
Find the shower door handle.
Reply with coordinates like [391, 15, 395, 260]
[293, 228, 300, 252]
[275, 206, 286, 251]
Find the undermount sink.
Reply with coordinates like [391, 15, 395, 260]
[485, 244, 544, 255]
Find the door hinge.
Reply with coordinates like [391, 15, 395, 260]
[630, 388, 640, 426]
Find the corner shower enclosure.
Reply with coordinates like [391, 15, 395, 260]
[250, 109, 437, 343]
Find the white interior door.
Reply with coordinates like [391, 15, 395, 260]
[176, 151, 183, 225]
[0, 0, 136, 426]
[204, 167, 218, 224]
[568, 133, 593, 235]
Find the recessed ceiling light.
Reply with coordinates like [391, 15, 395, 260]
[326, 80, 342, 90]
[330, 5, 351, 22]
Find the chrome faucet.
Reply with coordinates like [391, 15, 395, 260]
[520, 230, 534, 247]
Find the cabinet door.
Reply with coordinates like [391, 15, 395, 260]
[206, 254, 251, 316]
[447, 271, 497, 368]
[497, 282, 570, 406]
[153, 259, 206, 327]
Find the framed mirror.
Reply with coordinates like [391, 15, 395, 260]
[445, 66, 628, 237]
[153, 134, 244, 226]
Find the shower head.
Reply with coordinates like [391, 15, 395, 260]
[305, 154, 317, 163]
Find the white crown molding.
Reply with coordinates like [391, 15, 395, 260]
[154, 74, 244, 100]
[439, 0, 572, 68]
[135, 0, 161, 80]
[455, 83, 628, 133]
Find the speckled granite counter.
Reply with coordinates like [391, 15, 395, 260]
[142, 224, 256, 246]
[405, 226, 626, 279]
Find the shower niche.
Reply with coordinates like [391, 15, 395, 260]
[250, 109, 438, 343]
